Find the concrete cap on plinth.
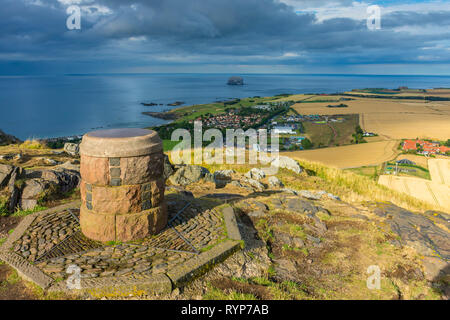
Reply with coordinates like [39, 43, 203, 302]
[80, 128, 162, 158]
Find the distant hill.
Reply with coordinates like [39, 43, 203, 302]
[0, 129, 21, 146]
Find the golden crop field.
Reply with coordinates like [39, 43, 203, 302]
[428, 158, 450, 185]
[378, 175, 450, 210]
[292, 98, 450, 140]
[282, 140, 399, 169]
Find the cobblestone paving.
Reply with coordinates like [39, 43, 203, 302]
[9, 198, 227, 282]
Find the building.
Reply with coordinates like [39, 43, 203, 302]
[402, 139, 450, 155]
[272, 126, 296, 135]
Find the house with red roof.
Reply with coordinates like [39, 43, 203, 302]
[402, 139, 450, 155]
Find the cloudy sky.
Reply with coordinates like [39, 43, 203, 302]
[1, 0, 449, 75]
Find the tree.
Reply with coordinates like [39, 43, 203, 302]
[301, 138, 313, 150]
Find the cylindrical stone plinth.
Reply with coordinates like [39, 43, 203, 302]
[79, 128, 167, 242]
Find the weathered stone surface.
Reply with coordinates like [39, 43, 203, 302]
[150, 177, 165, 208]
[7, 167, 20, 212]
[64, 143, 79, 157]
[152, 202, 168, 234]
[222, 206, 241, 241]
[0, 164, 14, 187]
[19, 199, 38, 211]
[245, 168, 265, 180]
[369, 202, 450, 260]
[91, 184, 142, 215]
[80, 207, 116, 242]
[268, 176, 284, 188]
[298, 190, 322, 200]
[116, 211, 152, 242]
[214, 170, 234, 188]
[169, 165, 211, 186]
[80, 155, 110, 186]
[163, 154, 174, 180]
[243, 178, 265, 191]
[41, 169, 80, 193]
[20, 179, 48, 200]
[120, 153, 163, 185]
[270, 156, 303, 174]
[285, 198, 320, 214]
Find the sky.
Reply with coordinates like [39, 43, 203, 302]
[0, 0, 449, 75]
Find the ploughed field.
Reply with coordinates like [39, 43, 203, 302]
[283, 140, 399, 169]
[292, 98, 450, 140]
[378, 158, 450, 211]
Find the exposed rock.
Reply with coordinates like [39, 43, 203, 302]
[245, 168, 265, 180]
[298, 190, 322, 200]
[273, 259, 297, 282]
[370, 202, 449, 260]
[6, 166, 20, 208]
[285, 198, 320, 215]
[0, 164, 14, 187]
[270, 156, 303, 174]
[0, 129, 22, 146]
[163, 154, 174, 180]
[214, 170, 234, 188]
[64, 143, 79, 157]
[268, 176, 284, 188]
[41, 169, 80, 193]
[20, 179, 49, 200]
[248, 210, 266, 218]
[243, 178, 265, 192]
[168, 165, 212, 186]
[227, 76, 244, 85]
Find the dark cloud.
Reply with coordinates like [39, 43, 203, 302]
[0, 0, 449, 74]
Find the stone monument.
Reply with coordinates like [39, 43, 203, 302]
[79, 128, 167, 242]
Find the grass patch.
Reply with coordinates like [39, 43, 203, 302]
[10, 205, 48, 217]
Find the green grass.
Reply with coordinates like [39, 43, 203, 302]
[384, 162, 431, 180]
[203, 286, 258, 300]
[9, 205, 48, 217]
[345, 165, 381, 181]
[303, 114, 359, 148]
[162, 139, 181, 152]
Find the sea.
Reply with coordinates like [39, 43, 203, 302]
[0, 73, 449, 140]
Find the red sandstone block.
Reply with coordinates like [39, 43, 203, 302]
[80, 206, 116, 242]
[80, 155, 110, 186]
[91, 185, 142, 215]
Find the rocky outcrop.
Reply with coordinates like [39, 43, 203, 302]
[213, 170, 234, 188]
[245, 168, 265, 180]
[0, 165, 80, 212]
[168, 165, 213, 186]
[0, 129, 22, 146]
[63, 143, 79, 157]
[142, 111, 179, 120]
[227, 76, 244, 86]
[0, 164, 14, 188]
[163, 154, 175, 180]
[268, 176, 284, 188]
[364, 202, 449, 283]
[270, 156, 303, 174]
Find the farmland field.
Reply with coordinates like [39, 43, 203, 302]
[428, 159, 450, 185]
[302, 114, 359, 148]
[282, 140, 399, 169]
[292, 98, 450, 140]
[378, 175, 450, 210]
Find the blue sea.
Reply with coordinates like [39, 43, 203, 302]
[1, 73, 449, 140]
